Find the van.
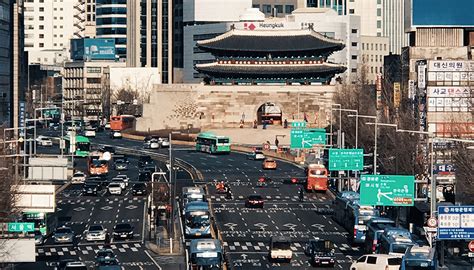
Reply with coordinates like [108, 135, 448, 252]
[269, 236, 292, 262]
[350, 254, 402, 270]
[364, 217, 396, 253]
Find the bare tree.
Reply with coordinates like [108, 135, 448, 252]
[0, 129, 20, 225]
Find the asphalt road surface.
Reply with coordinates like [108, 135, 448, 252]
[23, 129, 363, 269]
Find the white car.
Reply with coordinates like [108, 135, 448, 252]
[85, 225, 107, 242]
[115, 175, 129, 187]
[110, 131, 122, 139]
[71, 171, 86, 184]
[111, 178, 126, 190]
[144, 139, 160, 149]
[350, 254, 402, 270]
[36, 136, 53, 146]
[247, 151, 265, 160]
[108, 183, 123, 195]
[84, 129, 96, 137]
[159, 138, 170, 148]
[105, 123, 111, 129]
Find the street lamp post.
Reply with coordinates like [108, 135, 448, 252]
[349, 115, 378, 173]
[168, 131, 180, 243]
[330, 104, 341, 147]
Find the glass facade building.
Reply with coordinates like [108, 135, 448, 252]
[0, 0, 11, 125]
[96, 0, 127, 60]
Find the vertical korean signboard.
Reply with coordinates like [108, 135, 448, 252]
[393, 82, 401, 108]
[376, 74, 383, 109]
[418, 64, 427, 90]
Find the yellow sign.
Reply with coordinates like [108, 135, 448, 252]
[394, 82, 401, 108]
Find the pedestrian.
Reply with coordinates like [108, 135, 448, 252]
[104, 232, 111, 248]
[262, 120, 267, 129]
[283, 119, 288, 128]
[275, 138, 279, 148]
[253, 119, 258, 129]
[239, 119, 244, 128]
[299, 187, 304, 202]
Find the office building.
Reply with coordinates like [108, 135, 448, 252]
[0, 0, 11, 126]
[126, 0, 174, 83]
[252, 0, 304, 17]
[382, 0, 407, 54]
[96, 0, 126, 60]
[360, 35, 389, 84]
[23, 0, 76, 66]
[74, 0, 97, 38]
[307, 0, 346, 15]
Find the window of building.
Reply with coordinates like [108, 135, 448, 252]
[54, 17, 57, 20]
[349, 9, 354, 14]
[60, 26, 63, 29]
[54, 43, 57, 46]
[39, 7, 44, 12]
[39, 25, 44, 29]
[371, 44, 373, 50]
[39, 0, 44, 2]
[60, 43, 63, 46]
[375, 44, 378, 50]
[54, 34, 57, 37]
[39, 43, 44, 47]
[275, 5, 283, 14]
[87, 67, 102, 73]
[60, 17, 63, 20]
[54, 8, 57, 11]
[375, 67, 378, 73]
[351, 68, 357, 73]
[371, 67, 374, 73]
[351, 29, 357, 34]
[377, 8, 381, 16]
[377, 20, 382, 28]
[380, 67, 383, 73]
[285, 5, 294, 14]
[377, 0, 381, 4]
[262, 4, 272, 14]
[252, 4, 259, 9]
[39, 16, 44, 21]
[39, 34, 44, 38]
[352, 42, 357, 47]
[54, 25, 57, 29]
[362, 43, 365, 50]
[351, 55, 357, 60]
[384, 44, 387, 51]
[86, 78, 101, 84]
[377, 32, 382, 37]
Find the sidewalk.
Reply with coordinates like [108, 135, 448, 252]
[207, 126, 292, 146]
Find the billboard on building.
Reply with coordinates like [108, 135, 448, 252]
[71, 38, 116, 61]
[412, 0, 474, 27]
[15, 185, 55, 213]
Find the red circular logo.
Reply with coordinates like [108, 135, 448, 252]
[469, 241, 474, 252]
[263, 143, 270, 150]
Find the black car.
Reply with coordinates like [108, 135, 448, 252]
[100, 146, 116, 154]
[114, 159, 129, 171]
[132, 183, 147, 195]
[245, 194, 264, 208]
[113, 223, 134, 240]
[138, 170, 151, 182]
[305, 239, 336, 267]
[138, 155, 153, 168]
[82, 182, 102, 195]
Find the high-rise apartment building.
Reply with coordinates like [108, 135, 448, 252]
[96, 0, 126, 60]
[23, 0, 76, 66]
[126, 0, 174, 83]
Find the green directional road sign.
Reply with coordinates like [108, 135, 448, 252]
[360, 175, 415, 206]
[290, 128, 326, 149]
[328, 149, 363, 171]
[8, 222, 35, 232]
[291, 121, 307, 128]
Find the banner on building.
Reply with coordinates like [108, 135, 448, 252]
[376, 74, 383, 109]
[408, 80, 415, 99]
[432, 122, 474, 138]
[393, 82, 401, 108]
[417, 64, 427, 90]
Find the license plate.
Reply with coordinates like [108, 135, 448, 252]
[321, 261, 329, 264]
[121, 235, 127, 238]
[469, 252, 474, 258]
[195, 233, 201, 236]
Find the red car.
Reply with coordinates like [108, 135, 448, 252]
[245, 194, 264, 208]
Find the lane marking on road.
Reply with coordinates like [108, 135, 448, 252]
[144, 250, 162, 270]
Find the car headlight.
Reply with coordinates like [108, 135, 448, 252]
[113, 232, 119, 235]
[128, 231, 133, 235]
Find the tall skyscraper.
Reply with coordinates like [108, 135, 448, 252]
[0, 0, 12, 126]
[126, 0, 174, 83]
[382, 0, 407, 54]
[23, 0, 76, 66]
[96, 0, 127, 60]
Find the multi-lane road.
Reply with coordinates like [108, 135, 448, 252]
[19, 129, 363, 269]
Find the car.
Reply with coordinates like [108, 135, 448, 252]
[115, 174, 129, 186]
[144, 135, 153, 143]
[104, 123, 111, 129]
[257, 176, 272, 187]
[144, 139, 160, 149]
[95, 248, 116, 264]
[84, 128, 96, 137]
[262, 158, 277, 169]
[111, 178, 126, 189]
[108, 183, 123, 195]
[34, 230, 45, 245]
[82, 182, 101, 195]
[36, 136, 53, 146]
[100, 146, 116, 154]
[96, 258, 120, 270]
[138, 170, 151, 182]
[138, 155, 153, 168]
[158, 137, 170, 147]
[53, 226, 75, 244]
[71, 171, 86, 184]
[305, 239, 336, 267]
[132, 183, 147, 195]
[245, 194, 264, 208]
[113, 223, 134, 240]
[64, 262, 87, 270]
[114, 159, 128, 171]
[85, 225, 107, 242]
[269, 236, 292, 262]
[247, 151, 265, 160]
[350, 254, 402, 270]
[109, 131, 122, 139]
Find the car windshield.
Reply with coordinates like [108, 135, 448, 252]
[392, 243, 412, 254]
[255, 151, 263, 155]
[187, 215, 210, 227]
[89, 225, 103, 231]
[109, 183, 120, 188]
[249, 195, 262, 200]
[115, 159, 125, 164]
[133, 184, 145, 189]
[64, 266, 87, 270]
[56, 228, 72, 234]
[97, 250, 114, 257]
[272, 241, 291, 249]
[266, 160, 275, 163]
[77, 142, 90, 151]
[115, 224, 131, 230]
[73, 173, 84, 177]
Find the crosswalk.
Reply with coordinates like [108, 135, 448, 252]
[36, 243, 143, 257]
[209, 194, 327, 202]
[220, 241, 360, 253]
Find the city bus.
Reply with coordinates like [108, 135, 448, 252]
[64, 135, 90, 157]
[306, 164, 328, 192]
[195, 132, 231, 154]
[333, 193, 379, 244]
[364, 217, 397, 253]
[379, 228, 415, 257]
[87, 151, 109, 176]
[184, 201, 211, 238]
[189, 239, 223, 269]
[400, 245, 437, 270]
[110, 115, 136, 131]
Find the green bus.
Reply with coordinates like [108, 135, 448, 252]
[65, 135, 91, 157]
[195, 132, 231, 154]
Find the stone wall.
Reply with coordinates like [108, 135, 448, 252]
[136, 84, 338, 131]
